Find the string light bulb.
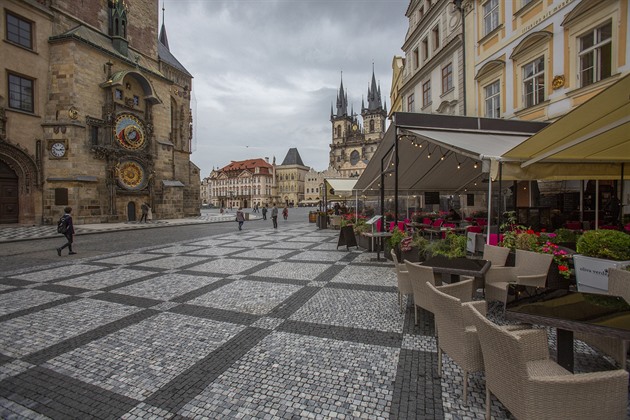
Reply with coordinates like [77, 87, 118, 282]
[441, 154, 446, 161]
[457, 163, 461, 169]
[427, 152, 431, 159]
[473, 162, 478, 169]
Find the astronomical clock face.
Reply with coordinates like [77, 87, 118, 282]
[114, 114, 146, 150]
[117, 159, 148, 191]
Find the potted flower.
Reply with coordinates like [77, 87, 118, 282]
[385, 227, 407, 261]
[400, 234, 429, 263]
[574, 230, 630, 294]
[538, 241, 573, 290]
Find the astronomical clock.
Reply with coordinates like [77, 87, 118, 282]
[107, 113, 153, 193]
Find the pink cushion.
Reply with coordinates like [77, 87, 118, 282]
[467, 226, 482, 233]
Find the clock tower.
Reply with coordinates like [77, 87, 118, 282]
[329, 68, 387, 178]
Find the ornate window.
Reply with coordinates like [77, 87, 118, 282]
[8, 73, 34, 113]
[522, 56, 545, 108]
[483, 0, 499, 36]
[350, 150, 360, 166]
[422, 80, 431, 108]
[484, 81, 500, 118]
[442, 63, 453, 93]
[6, 12, 32, 49]
[578, 21, 612, 88]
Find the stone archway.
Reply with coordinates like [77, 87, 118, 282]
[0, 160, 18, 223]
[0, 141, 41, 224]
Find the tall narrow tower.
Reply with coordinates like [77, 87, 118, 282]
[328, 68, 387, 178]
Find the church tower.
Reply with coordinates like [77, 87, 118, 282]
[328, 69, 387, 178]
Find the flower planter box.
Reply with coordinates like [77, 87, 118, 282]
[546, 261, 573, 290]
[573, 254, 630, 294]
[401, 247, 423, 263]
[357, 233, 373, 252]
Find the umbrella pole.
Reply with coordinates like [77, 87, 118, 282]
[486, 169, 492, 245]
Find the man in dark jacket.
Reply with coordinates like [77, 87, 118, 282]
[56, 206, 76, 256]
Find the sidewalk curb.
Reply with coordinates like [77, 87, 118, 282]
[0, 216, 264, 244]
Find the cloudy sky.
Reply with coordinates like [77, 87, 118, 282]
[163, 0, 409, 176]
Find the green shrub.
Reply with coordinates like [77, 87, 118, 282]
[411, 234, 430, 259]
[554, 228, 579, 244]
[576, 230, 630, 261]
[427, 232, 467, 259]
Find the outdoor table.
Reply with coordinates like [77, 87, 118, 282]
[505, 285, 630, 372]
[421, 255, 491, 283]
[363, 231, 393, 262]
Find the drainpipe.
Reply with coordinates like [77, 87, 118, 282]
[453, 0, 467, 115]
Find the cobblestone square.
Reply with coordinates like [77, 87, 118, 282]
[0, 223, 627, 419]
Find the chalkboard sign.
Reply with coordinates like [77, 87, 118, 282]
[425, 191, 440, 205]
[337, 225, 358, 250]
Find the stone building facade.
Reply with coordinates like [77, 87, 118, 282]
[329, 70, 387, 178]
[396, 0, 465, 115]
[275, 148, 309, 207]
[304, 167, 342, 204]
[204, 158, 275, 209]
[0, 0, 199, 225]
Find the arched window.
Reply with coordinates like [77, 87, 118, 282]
[369, 120, 375, 132]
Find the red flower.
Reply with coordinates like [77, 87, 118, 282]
[558, 265, 569, 272]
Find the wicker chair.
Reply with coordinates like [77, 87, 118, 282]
[474, 244, 511, 294]
[426, 279, 485, 404]
[391, 250, 413, 313]
[467, 304, 629, 420]
[405, 261, 440, 325]
[484, 249, 553, 304]
[576, 268, 630, 368]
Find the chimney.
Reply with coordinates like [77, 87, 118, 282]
[265, 157, 269, 163]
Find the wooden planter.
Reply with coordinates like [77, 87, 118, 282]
[357, 233, 373, 251]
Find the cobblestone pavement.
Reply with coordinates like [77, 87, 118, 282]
[0, 225, 627, 419]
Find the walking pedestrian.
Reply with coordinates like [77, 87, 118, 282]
[271, 203, 278, 229]
[139, 202, 149, 223]
[56, 206, 76, 256]
[262, 204, 268, 220]
[236, 207, 245, 230]
[282, 206, 288, 220]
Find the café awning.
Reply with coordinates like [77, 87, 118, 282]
[324, 178, 358, 198]
[354, 113, 547, 193]
[500, 73, 630, 180]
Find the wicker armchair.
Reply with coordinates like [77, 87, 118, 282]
[485, 249, 553, 304]
[405, 261, 441, 325]
[474, 244, 511, 294]
[467, 304, 628, 420]
[391, 250, 413, 313]
[576, 268, 630, 368]
[426, 279, 485, 404]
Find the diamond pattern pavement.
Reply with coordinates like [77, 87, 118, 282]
[0, 225, 627, 419]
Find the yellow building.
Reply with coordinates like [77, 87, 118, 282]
[464, 0, 629, 121]
[462, 0, 629, 219]
[0, 0, 199, 225]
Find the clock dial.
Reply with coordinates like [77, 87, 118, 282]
[114, 114, 146, 150]
[352, 124, 358, 131]
[51, 142, 66, 157]
[116, 160, 148, 190]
